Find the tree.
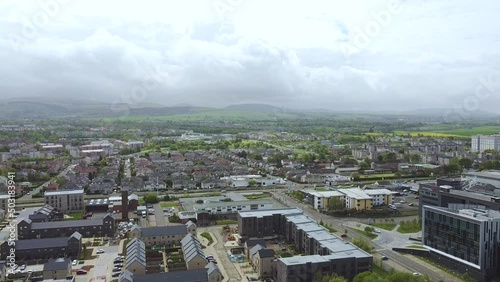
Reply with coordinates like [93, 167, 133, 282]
[248, 179, 258, 186]
[458, 158, 473, 169]
[351, 238, 374, 253]
[359, 162, 370, 169]
[327, 197, 345, 211]
[350, 172, 361, 181]
[143, 193, 159, 204]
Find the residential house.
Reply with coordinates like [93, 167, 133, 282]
[43, 258, 71, 280]
[18, 214, 114, 240]
[253, 249, 276, 279]
[125, 238, 146, 275]
[180, 233, 207, 270]
[1, 232, 81, 260]
[206, 262, 222, 282]
[129, 222, 192, 247]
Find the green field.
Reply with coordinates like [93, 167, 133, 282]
[95, 109, 298, 122]
[160, 201, 179, 208]
[372, 223, 397, 231]
[359, 173, 395, 179]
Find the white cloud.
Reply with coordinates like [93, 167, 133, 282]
[0, 0, 499, 112]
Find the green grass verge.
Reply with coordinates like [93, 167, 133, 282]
[407, 244, 426, 249]
[372, 223, 397, 231]
[215, 220, 238, 225]
[244, 194, 270, 200]
[160, 201, 179, 208]
[65, 212, 83, 220]
[201, 232, 214, 246]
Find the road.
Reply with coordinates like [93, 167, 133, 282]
[18, 164, 76, 201]
[273, 191, 449, 282]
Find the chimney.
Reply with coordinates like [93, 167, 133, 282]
[122, 190, 129, 220]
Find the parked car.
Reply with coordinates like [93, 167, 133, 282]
[112, 267, 122, 272]
[340, 233, 347, 238]
[19, 265, 26, 271]
[374, 229, 381, 233]
[72, 260, 78, 266]
[77, 269, 88, 275]
[408, 203, 414, 206]
[381, 256, 388, 261]
[114, 263, 123, 267]
[112, 272, 121, 277]
[96, 249, 105, 254]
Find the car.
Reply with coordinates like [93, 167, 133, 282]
[381, 256, 388, 261]
[374, 229, 381, 233]
[13, 212, 20, 215]
[112, 272, 121, 277]
[146, 204, 153, 208]
[96, 249, 105, 254]
[415, 196, 419, 199]
[408, 203, 414, 206]
[114, 263, 123, 267]
[19, 264, 26, 270]
[205, 255, 214, 259]
[72, 260, 78, 266]
[400, 200, 406, 203]
[340, 233, 347, 238]
[114, 256, 124, 260]
[113, 267, 122, 272]
[76, 269, 88, 275]
[413, 272, 421, 276]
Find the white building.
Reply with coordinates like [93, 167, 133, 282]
[308, 191, 345, 210]
[221, 175, 285, 188]
[44, 189, 84, 212]
[364, 189, 393, 206]
[471, 134, 500, 152]
[464, 170, 500, 188]
[193, 199, 273, 215]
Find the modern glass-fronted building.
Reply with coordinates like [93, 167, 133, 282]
[422, 204, 500, 282]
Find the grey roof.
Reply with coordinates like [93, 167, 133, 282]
[126, 238, 145, 250]
[43, 258, 70, 271]
[257, 249, 275, 258]
[45, 189, 84, 196]
[249, 244, 264, 258]
[205, 261, 220, 275]
[30, 214, 112, 229]
[238, 208, 303, 218]
[119, 269, 134, 282]
[185, 220, 196, 228]
[245, 239, 266, 248]
[141, 225, 187, 237]
[181, 234, 205, 263]
[125, 238, 146, 268]
[11, 236, 75, 250]
[132, 269, 208, 282]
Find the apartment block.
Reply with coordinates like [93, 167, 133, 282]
[18, 214, 114, 239]
[44, 189, 84, 213]
[422, 205, 500, 282]
[129, 221, 195, 247]
[471, 134, 500, 152]
[238, 208, 372, 282]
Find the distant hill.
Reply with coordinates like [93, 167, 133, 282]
[224, 103, 291, 114]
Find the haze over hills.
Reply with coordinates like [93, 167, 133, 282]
[0, 97, 498, 122]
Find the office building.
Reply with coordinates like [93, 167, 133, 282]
[422, 205, 500, 282]
[465, 170, 500, 189]
[44, 189, 84, 213]
[471, 134, 500, 152]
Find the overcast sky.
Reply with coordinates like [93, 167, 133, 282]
[1, 0, 499, 111]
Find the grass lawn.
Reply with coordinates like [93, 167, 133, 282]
[407, 244, 426, 249]
[200, 232, 214, 245]
[65, 212, 83, 220]
[359, 173, 395, 179]
[397, 223, 422, 233]
[215, 220, 238, 225]
[372, 223, 397, 231]
[244, 193, 269, 200]
[160, 201, 179, 208]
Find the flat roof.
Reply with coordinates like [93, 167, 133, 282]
[304, 190, 344, 198]
[466, 170, 500, 181]
[30, 216, 110, 229]
[45, 189, 83, 196]
[424, 205, 500, 221]
[238, 208, 303, 218]
[339, 188, 372, 200]
[364, 189, 393, 196]
[194, 199, 273, 210]
[286, 214, 314, 225]
[295, 222, 324, 233]
[448, 189, 500, 202]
